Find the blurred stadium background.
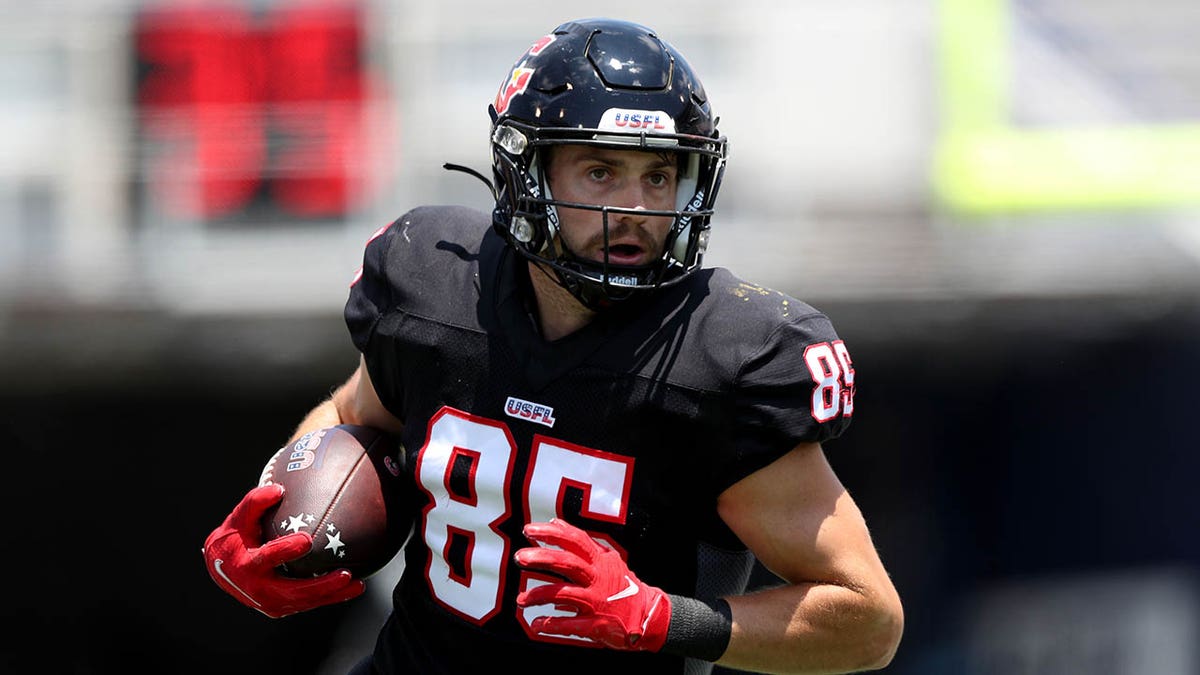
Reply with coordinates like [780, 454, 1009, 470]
[3, 0, 1199, 672]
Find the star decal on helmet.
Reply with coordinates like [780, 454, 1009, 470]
[527, 33, 555, 56]
[495, 67, 534, 115]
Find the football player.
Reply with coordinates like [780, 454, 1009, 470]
[203, 17, 903, 674]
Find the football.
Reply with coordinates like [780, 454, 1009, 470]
[258, 424, 412, 579]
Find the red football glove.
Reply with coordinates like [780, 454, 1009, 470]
[202, 483, 365, 618]
[514, 518, 671, 652]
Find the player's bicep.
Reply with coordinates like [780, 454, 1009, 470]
[333, 356, 404, 434]
[717, 442, 881, 589]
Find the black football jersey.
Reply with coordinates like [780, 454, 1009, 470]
[344, 205, 856, 674]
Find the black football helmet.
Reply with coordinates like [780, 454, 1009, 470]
[488, 17, 728, 310]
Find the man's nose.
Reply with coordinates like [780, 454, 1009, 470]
[611, 183, 650, 221]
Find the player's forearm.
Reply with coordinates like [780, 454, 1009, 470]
[285, 395, 344, 446]
[283, 364, 403, 448]
[285, 375, 362, 446]
[716, 581, 902, 674]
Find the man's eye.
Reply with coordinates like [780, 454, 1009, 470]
[588, 168, 609, 180]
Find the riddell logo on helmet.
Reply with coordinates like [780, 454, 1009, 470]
[599, 108, 676, 134]
[677, 188, 706, 229]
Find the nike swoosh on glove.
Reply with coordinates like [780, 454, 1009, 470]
[202, 483, 365, 618]
[514, 518, 671, 652]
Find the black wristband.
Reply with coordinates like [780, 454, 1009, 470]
[662, 595, 733, 662]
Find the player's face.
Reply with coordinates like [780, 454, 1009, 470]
[545, 145, 678, 267]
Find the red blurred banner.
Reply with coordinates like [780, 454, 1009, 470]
[135, 2, 388, 221]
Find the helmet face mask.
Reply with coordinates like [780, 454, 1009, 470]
[489, 18, 728, 310]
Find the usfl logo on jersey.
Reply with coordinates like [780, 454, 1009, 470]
[504, 396, 556, 428]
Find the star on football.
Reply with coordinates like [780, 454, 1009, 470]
[282, 513, 311, 533]
[324, 530, 346, 557]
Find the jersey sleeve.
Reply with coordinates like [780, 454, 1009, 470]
[343, 218, 413, 421]
[719, 312, 855, 489]
[345, 220, 398, 354]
